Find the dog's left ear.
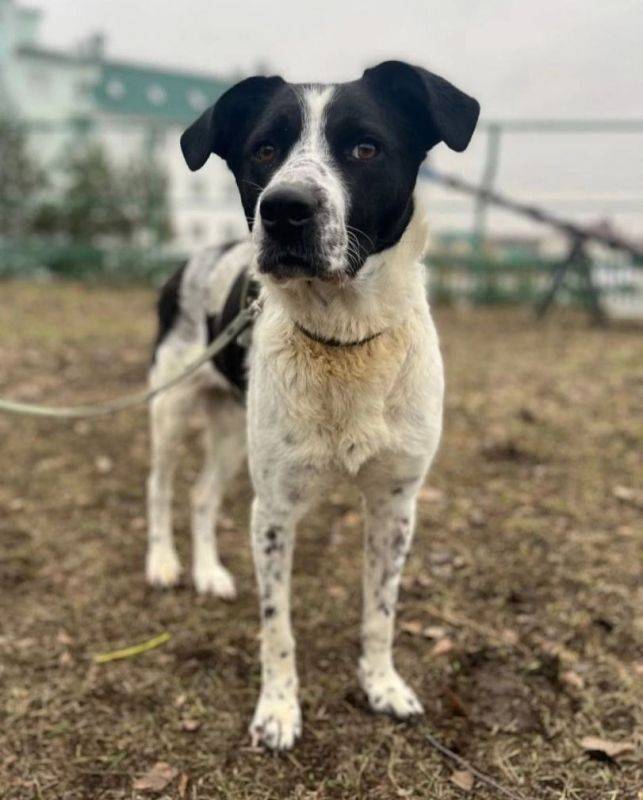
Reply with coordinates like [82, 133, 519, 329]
[363, 60, 480, 153]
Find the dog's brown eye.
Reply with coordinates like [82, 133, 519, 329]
[352, 141, 378, 161]
[254, 143, 276, 163]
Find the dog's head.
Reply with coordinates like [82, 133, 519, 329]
[181, 61, 479, 282]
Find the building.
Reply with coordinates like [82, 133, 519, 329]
[0, 0, 243, 252]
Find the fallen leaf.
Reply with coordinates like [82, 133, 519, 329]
[180, 718, 201, 732]
[419, 486, 444, 503]
[401, 620, 424, 636]
[178, 773, 189, 798]
[95, 455, 113, 474]
[174, 694, 187, 708]
[56, 630, 74, 646]
[424, 625, 447, 639]
[132, 762, 178, 793]
[561, 670, 584, 689]
[450, 769, 474, 792]
[218, 515, 236, 532]
[613, 485, 642, 507]
[500, 628, 519, 646]
[58, 651, 73, 667]
[431, 637, 454, 657]
[328, 584, 348, 600]
[580, 737, 635, 760]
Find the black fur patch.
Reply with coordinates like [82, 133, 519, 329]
[206, 268, 259, 395]
[152, 262, 186, 359]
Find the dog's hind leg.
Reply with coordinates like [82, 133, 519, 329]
[146, 384, 195, 588]
[191, 395, 245, 597]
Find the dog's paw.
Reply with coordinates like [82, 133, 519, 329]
[250, 692, 301, 751]
[192, 562, 236, 599]
[358, 660, 424, 719]
[146, 545, 181, 588]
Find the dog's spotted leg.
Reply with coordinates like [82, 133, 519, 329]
[358, 485, 424, 718]
[249, 497, 303, 751]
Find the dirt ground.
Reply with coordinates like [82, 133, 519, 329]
[0, 281, 641, 800]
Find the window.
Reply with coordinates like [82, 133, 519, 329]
[106, 79, 126, 99]
[147, 84, 167, 105]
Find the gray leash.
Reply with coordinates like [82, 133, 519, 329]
[0, 298, 263, 419]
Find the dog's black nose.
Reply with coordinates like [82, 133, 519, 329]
[260, 184, 316, 237]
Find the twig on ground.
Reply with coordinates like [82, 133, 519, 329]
[93, 632, 171, 663]
[424, 604, 531, 655]
[423, 727, 530, 800]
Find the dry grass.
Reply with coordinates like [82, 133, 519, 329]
[0, 281, 641, 800]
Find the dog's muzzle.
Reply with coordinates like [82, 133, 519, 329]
[257, 183, 323, 279]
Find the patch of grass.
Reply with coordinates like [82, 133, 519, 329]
[0, 284, 641, 799]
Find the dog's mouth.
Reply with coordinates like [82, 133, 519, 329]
[257, 248, 322, 281]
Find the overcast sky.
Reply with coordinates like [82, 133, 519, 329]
[35, 0, 643, 236]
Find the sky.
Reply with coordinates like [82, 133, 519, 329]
[33, 0, 643, 238]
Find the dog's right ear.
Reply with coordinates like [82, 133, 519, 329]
[180, 75, 285, 171]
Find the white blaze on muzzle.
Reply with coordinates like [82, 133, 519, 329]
[254, 86, 349, 276]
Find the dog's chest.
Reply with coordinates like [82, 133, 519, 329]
[254, 322, 413, 473]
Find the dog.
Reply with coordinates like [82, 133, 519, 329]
[146, 60, 479, 750]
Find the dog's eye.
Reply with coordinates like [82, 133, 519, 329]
[253, 143, 276, 163]
[351, 141, 379, 161]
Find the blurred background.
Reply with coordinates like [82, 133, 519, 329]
[1, 0, 642, 314]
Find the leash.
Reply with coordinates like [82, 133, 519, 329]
[0, 298, 263, 419]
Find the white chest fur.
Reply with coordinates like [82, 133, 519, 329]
[247, 206, 444, 475]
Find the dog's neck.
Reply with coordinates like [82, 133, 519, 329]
[259, 200, 430, 344]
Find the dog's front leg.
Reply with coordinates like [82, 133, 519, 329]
[249, 496, 303, 750]
[358, 485, 424, 718]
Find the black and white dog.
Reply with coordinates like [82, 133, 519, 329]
[147, 61, 479, 750]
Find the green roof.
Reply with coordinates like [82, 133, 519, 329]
[95, 60, 229, 124]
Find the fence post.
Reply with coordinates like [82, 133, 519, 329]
[473, 124, 501, 254]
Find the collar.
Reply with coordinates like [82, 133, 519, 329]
[294, 321, 386, 348]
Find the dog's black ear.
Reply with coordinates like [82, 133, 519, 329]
[363, 60, 480, 153]
[180, 75, 286, 171]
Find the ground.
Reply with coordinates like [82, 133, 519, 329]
[0, 281, 641, 800]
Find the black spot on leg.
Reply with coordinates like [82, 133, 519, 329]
[377, 601, 392, 617]
[279, 650, 289, 659]
[263, 527, 285, 556]
[263, 606, 276, 619]
[392, 487, 404, 495]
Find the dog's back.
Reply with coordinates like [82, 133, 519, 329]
[151, 239, 255, 395]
